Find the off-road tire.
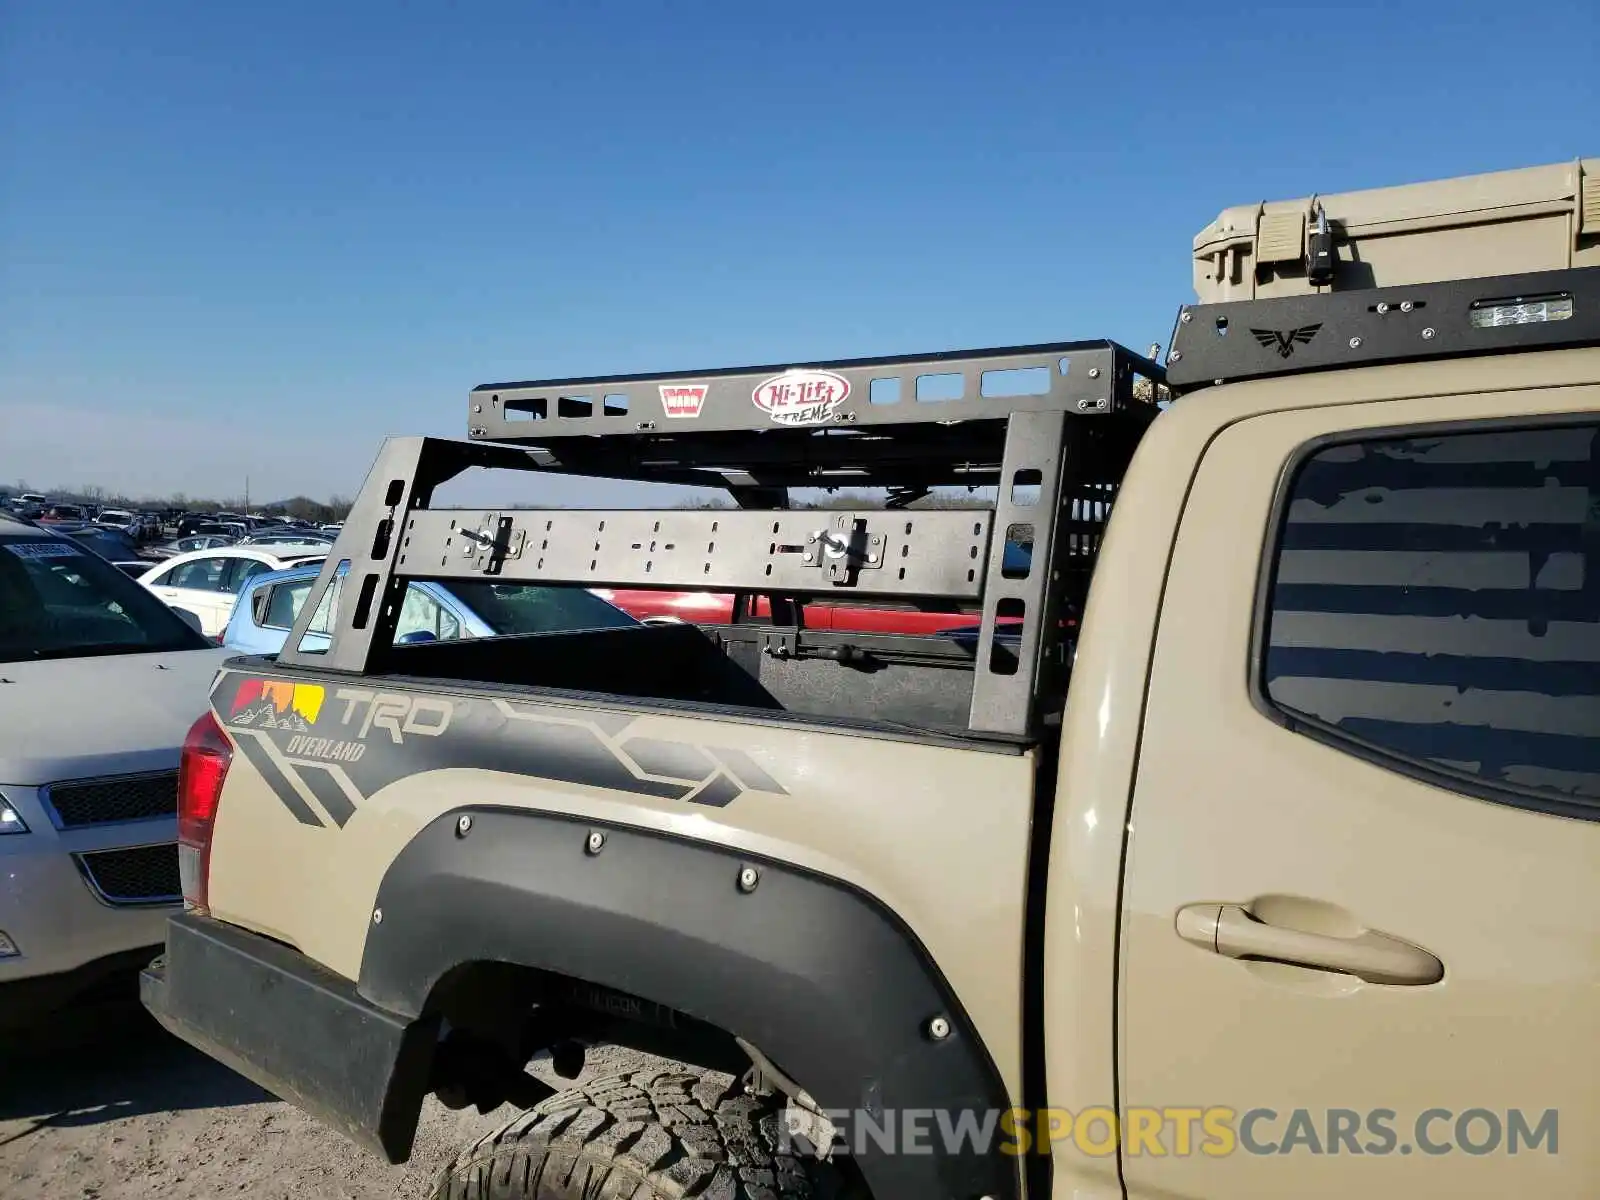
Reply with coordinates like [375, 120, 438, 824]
[432, 1068, 845, 1200]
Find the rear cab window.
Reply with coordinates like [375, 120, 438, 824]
[1260, 420, 1599, 819]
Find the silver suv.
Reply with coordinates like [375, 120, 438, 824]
[0, 513, 227, 1028]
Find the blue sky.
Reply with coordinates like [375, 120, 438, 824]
[2, 0, 1597, 505]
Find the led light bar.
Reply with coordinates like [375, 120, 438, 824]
[1469, 293, 1574, 328]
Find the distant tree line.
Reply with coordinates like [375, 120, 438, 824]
[3, 480, 354, 523]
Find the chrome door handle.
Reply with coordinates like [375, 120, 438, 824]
[1176, 903, 1443, 986]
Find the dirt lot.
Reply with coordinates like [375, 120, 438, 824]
[0, 998, 665, 1199]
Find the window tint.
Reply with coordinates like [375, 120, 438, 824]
[446, 581, 637, 635]
[0, 537, 207, 662]
[263, 580, 315, 629]
[438, 603, 461, 641]
[395, 587, 447, 641]
[168, 557, 227, 590]
[224, 558, 271, 593]
[299, 574, 460, 643]
[1263, 422, 1599, 815]
[307, 574, 342, 635]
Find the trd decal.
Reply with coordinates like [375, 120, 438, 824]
[329, 688, 452, 743]
[216, 674, 788, 829]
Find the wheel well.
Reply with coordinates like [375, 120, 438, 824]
[425, 960, 754, 1097]
[424, 962, 877, 1197]
[360, 808, 1019, 1199]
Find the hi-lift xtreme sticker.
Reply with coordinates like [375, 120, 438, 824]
[752, 369, 851, 426]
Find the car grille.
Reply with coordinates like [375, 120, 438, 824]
[74, 844, 182, 906]
[43, 772, 179, 829]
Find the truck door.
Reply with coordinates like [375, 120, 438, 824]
[1119, 383, 1599, 1199]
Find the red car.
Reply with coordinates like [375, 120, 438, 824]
[591, 588, 986, 635]
[592, 542, 1037, 636]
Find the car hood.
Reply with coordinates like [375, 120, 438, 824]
[0, 648, 231, 785]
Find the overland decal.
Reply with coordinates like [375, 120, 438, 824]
[232, 678, 325, 729]
[216, 673, 788, 830]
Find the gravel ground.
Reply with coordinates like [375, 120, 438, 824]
[0, 997, 668, 1200]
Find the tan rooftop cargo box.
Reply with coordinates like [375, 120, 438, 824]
[1195, 158, 1600, 304]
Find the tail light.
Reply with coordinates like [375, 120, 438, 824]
[177, 710, 232, 913]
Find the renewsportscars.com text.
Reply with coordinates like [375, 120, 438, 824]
[782, 1106, 1559, 1159]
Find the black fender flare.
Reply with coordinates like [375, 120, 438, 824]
[359, 807, 1020, 1200]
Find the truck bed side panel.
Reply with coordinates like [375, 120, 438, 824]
[205, 668, 1036, 1102]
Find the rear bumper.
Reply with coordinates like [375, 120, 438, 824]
[139, 911, 438, 1162]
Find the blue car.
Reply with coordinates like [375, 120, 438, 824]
[222, 562, 638, 655]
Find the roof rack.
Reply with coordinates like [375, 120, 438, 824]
[1167, 265, 1600, 391]
[278, 341, 1164, 738]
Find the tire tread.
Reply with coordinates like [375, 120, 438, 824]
[431, 1069, 829, 1200]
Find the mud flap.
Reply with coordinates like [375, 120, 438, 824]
[140, 912, 438, 1163]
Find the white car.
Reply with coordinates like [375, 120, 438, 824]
[96, 508, 138, 535]
[238, 530, 334, 549]
[0, 514, 230, 1029]
[137, 546, 329, 638]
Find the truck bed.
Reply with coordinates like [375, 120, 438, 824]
[322, 617, 1033, 739]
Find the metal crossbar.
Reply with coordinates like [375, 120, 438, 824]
[468, 340, 1157, 441]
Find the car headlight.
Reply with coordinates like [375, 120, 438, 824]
[0, 797, 28, 834]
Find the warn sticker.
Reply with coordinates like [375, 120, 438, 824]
[659, 384, 708, 419]
[752, 369, 850, 426]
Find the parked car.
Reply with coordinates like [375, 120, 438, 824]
[222, 561, 638, 654]
[590, 539, 1033, 633]
[237, 531, 334, 549]
[137, 547, 331, 639]
[67, 526, 149, 563]
[175, 513, 219, 539]
[96, 508, 138, 535]
[37, 504, 88, 525]
[147, 533, 237, 560]
[0, 511, 229, 1029]
[112, 560, 154, 579]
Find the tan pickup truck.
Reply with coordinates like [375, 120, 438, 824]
[143, 158, 1600, 1200]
